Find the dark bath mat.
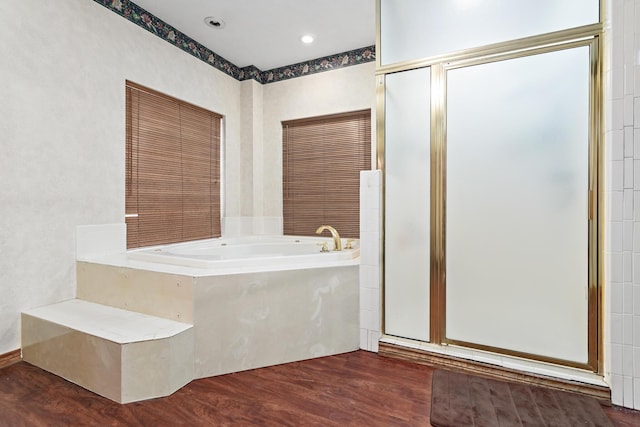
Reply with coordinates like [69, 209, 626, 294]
[430, 369, 612, 427]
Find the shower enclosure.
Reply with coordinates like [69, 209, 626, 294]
[379, 0, 601, 370]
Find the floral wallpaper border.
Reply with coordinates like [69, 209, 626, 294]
[94, 0, 375, 84]
[254, 46, 375, 84]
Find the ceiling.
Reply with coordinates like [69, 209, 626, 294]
[131, 0, 376, 71]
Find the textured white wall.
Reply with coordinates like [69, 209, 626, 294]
[0, 0, 241, 354]
[605, 0, 640, 410]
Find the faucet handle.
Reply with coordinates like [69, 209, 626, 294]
[345, 239, 355, 250]
[317, 242, 330, 252]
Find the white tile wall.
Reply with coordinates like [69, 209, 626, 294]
[359, 170, 382, 352]
[76, 223, 126, 259]
[251, 216, 283, 235]
[221, 216, 254, 237]
[219, 216, 284, 237]
[607, 0, 640, 409]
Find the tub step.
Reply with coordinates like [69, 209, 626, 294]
[21, 299, 194, 403]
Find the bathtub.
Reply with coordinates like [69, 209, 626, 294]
[78, 233, 360, 379]
[127, 235, 360, 270]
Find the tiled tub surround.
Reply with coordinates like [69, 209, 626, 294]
[74, 241, 360, 384]
[192, 266, 359, 378]
[359, 170, 382, 352]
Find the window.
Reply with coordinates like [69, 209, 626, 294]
[126, 81, 222, 249]
[282, 110, 371, 238]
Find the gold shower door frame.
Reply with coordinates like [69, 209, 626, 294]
[377, 28, 603, 372]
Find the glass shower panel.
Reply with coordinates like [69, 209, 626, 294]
[384, 68, 431, 342]
[445, 46, 590, 363]
[379, 0, 598, 66]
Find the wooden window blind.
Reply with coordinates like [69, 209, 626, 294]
[126, 81, 222, 249]
[282, 110, 371, 239]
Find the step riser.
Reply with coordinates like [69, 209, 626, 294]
[23, 314, 122, 402]
[77, 261, 194, 324]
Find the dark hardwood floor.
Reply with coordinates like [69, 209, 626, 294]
[1, 351, 639, 426]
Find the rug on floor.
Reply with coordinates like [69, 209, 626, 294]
[430, 369, 612, 427]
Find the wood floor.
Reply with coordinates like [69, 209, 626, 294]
[1, 350, 639, 427]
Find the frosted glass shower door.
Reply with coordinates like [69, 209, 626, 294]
[384, 68, 431, 342]
[445, 46, 590, 363]
[379, 0, 598, 66]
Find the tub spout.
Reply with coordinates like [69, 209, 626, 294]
[315, 225, 342, 251]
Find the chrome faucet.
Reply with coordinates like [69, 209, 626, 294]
[315, 225, 342, 251]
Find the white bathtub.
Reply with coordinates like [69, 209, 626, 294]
[127, 235, 360, 269]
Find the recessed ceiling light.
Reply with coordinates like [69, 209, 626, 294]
[300, 35, 314, 44]
[204, 16, 226, 29]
